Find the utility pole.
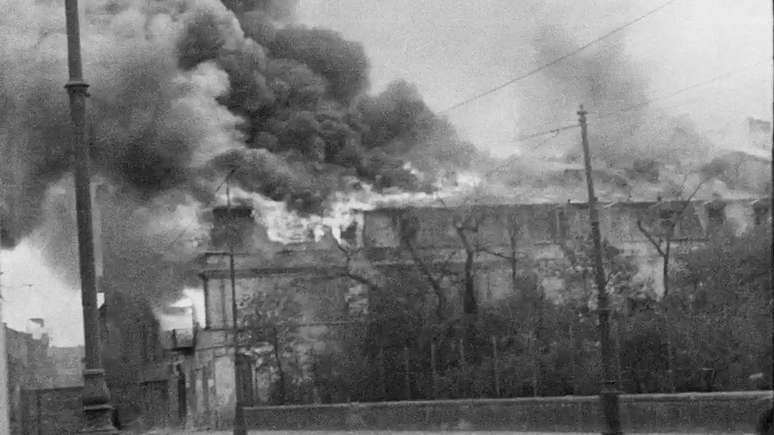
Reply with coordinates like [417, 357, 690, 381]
[578, 105, 622, 435]
[767, 7, 774, 429]
[64, 1, 118, 433]
[769, 2, 774, 424]
[226, 169, 247, 435]
[0, 221, 9, 435]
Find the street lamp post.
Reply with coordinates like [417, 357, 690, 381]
[64, 1, 118, 433]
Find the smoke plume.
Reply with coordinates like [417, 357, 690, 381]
[484, 15, 760, 203]
[0, 0, 478, 305]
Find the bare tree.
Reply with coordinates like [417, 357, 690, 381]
[396, 210, 461, 321]
[241, 283, 304, 404]
[636, 182, 705, 393]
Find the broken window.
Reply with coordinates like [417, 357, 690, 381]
[341, 221, 358, 246]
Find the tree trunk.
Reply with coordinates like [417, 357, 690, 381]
[463, 248, 477, 315]
[663, 239, 676, 393]
[533, 284, 544, 396]
[406, 239, 447, 320]
[510, 232, 519, 296]
[271, 326, 286, 404]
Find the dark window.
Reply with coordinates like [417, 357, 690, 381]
[554, 208, 569, 240]
[705, 200, 726, 233]
[754, 202, 769, 225]
[341, 221, 358, 245]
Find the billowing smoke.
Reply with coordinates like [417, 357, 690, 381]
[0, 0, 478, 305]
[523, 25, 715, 167]
[486, 16, 763, 203]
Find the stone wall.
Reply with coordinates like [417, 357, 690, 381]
[241, 391, 772, 433]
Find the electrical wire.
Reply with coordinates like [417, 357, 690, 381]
[440, 0, 680, 113]
[516, 124, 579, 143]
[508, 60, 766, 144]
[593, 60, 768, 122]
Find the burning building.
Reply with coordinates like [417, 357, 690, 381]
[0, 0, 771, 430]
[162, 190, 769, 428]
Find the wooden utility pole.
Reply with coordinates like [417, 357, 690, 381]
[0, 219, 9, 434]
[578, 105, 622, 435]
[769, 4, 774, 426]
[767, 9, 774, 429]
[64, 1, 118, 433]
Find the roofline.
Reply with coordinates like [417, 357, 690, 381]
[365, 197, 767, 212]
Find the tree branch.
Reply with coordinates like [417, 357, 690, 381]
[481, 247, 512, 260]
[637, 219, 666, 257]
[331, 237, 381, 291]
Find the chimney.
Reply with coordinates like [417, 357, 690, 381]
[210, 205, 254, 251]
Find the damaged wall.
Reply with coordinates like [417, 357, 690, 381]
[357, 198, 768, 302]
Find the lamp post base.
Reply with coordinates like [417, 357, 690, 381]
[79, 369, 118, 435]
[600, 383, 622, 435]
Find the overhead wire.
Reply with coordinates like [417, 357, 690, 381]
[592, 60, 768, 122]
[439, 0, 680, 113]
[508, 60, 766, 146]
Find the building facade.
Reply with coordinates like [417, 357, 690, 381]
[171, 197, 770, 429]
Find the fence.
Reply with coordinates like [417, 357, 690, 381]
[240, 391, 774, 433]
[251, 297, 770, 406]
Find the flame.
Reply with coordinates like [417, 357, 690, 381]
[219, 170, 483, 246]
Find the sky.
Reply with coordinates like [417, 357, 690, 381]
[298, 0, 772, 156]
[1, 0, 772, 346]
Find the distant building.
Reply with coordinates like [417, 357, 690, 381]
[4, 321, 82, 434]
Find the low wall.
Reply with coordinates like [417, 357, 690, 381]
[241, 391, 773, 433]
[19, 381, 173, 435]
[21, 387, 82, 435]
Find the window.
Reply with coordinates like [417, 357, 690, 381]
[754, 201, 769, 225]
[705, 201, 726, 227]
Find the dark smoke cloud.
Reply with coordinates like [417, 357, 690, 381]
[269, 26, 370, 103]
[221, 0, 298, 21]
[1, 0, 479, 308]
[174, 3, 473, 213]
